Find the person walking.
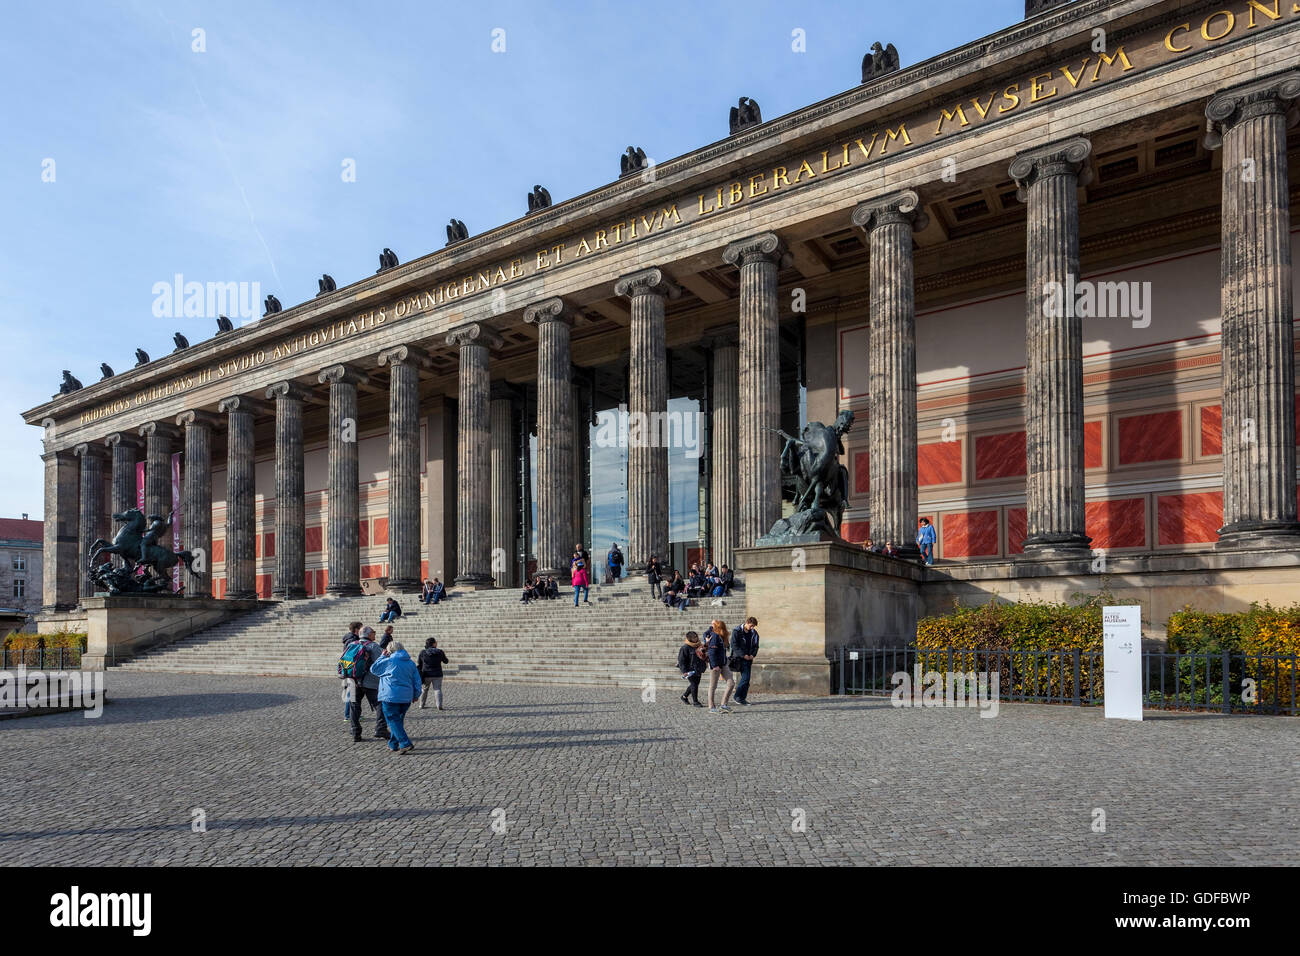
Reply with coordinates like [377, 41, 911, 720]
[370, 640, 423, 753]
[571, 547, 591, 606]
[704, 619, 736, 713]
[417, 637, 449, 710]
[606, 542, 624, 583]
[676, 630, 707, 707]
[730, 617, 760, 706]
[343, 625, 388, 742]
[916, 517, 937, 566]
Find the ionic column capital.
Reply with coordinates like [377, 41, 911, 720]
[217, 394, 272, 416]
[722, 232, 792, 269]
[377, 344, 433, 369]
[851, 188, 930, 233]
[446, 322, 504, 351]
[176, 409, 223, 429]
[137, 420, 181, 441]
[318, 363, 371, 387]
[1205, 70, 1300, 149]
[104, 432, 142, 451]
[264, 381, 312, 403]
[614, 267, 681, 301]
[523, 297, 576, 327]
[1009, 137, 1093, 197]
[73, 441, 110, 460]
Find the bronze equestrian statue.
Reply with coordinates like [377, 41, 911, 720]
[88, 509, 194, 595]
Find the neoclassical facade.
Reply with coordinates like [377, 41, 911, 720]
[25, 0, 1300, 626]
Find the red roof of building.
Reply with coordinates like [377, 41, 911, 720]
[0, 518, 42, 542]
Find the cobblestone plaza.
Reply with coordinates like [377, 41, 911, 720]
[2, 674, 1295, 866]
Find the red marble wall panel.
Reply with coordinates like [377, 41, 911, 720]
[1085, 498, 1146, 550]
[852, 451, 869, 495]
[263, 532, 275, 559]
[305, 526, 323, 553]
[1084, 421, 1103, 469]
[842, 520, 870, 543]
[974, 431, 1026, 480]
[1156, 492, 1222, 545]
[1200, 405, 1222, 456]
[212, 539, 225, 563]
[1006, 507, 1026, 556]
[918, 440, 962, 487]
[255, 574, 272, 599]
[359, 520, 370, 548]
[214, 577, 227, 599]
[941, 511, 999, 558]
[421, 560, 429, 581]
[373, 518, 389, 547]
[1118, 410, 1182, 464]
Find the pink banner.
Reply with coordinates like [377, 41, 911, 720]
[171, 452, 183, 592]
[136, 461, 145, 510]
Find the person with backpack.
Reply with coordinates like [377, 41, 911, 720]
[369, 640, 423, 753]
[417, 637, 449, 710]
[571, 547, 591, 606]
[676, 630, 707, 707]
[704, 619, 736, 714]
[730, 616, 760, 706]
[340, 625, 388, 742]
[607, 542, 624, 583]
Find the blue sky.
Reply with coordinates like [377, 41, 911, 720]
[0, 0, 1020, 519]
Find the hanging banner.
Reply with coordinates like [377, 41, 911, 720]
[171, 452, 183, 593]
[136, 461, 145, 510]
[1103, 605, 1143, 721]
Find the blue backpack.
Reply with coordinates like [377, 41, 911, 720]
[338, 641, 371, 683]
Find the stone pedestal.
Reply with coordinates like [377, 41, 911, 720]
[615, 267, 679, 571]
[1205, 72, 1300, 549]
[525, 298, 576, 579]
[733, 543, 924, 694]
[852, 192, 927, 562]
[265, 384, 308, 599]
[724, 234, 789, 548]
[1009, 137, 1093, 554]
[378, 347, 429, 591]
[448, 323, 503, 587]
[80, 594, 262, 670]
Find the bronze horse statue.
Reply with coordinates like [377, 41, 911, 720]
[773, 409, 856, 534]
[89, 508, 193, 594]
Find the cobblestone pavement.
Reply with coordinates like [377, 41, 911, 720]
[1, 673, 1296, 866]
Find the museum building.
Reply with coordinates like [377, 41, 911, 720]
[23, 0, 1300, 647]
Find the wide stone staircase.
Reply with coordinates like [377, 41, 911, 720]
[112, 579, 743, 690]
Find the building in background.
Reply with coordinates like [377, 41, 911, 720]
[0, 515, 43, 632]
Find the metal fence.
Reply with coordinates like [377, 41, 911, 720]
[1, 647, 84, 670]
[833, 646, 1298, 716]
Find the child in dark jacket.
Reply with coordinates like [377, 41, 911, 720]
[676, 631, 707, 707]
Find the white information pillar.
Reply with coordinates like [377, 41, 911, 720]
[1103, 605, 1143, 721]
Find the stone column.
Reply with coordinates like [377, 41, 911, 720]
[378, 346, 429, 590]
[524, 297, 576, 578]
[447, 323, 503, 586]
[490, 388, 516, 589]
[41, 449, 79, 612]
[723, 234, 789, 548]
[176, 410, 219, 600]
[852, 191, 927, 561]
[1009, 137, 1093, 554]
[572, 379, 587, 551]
[704, 327, 739, 568]
[615, 267, 679, 570]
[265, 383, 308, 599]
[73, 442, 108, 600]
[217, 396, 262, 600]
[1206, 72, 1300, 548]
[319, 365, 368, 595]
[104, 432, 141, 569]
[138, 421, 180, 550]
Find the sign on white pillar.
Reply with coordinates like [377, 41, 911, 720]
[1103, 605, 1143, 721]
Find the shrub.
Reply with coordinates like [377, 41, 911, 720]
[2, 630, 87, 667]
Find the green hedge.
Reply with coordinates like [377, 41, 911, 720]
[917, 596, 1104, 652]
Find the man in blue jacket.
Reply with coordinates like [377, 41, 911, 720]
[731, 617, 760, 706]
[916, 517, 937, 566]
[370, 641, 423, 753]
